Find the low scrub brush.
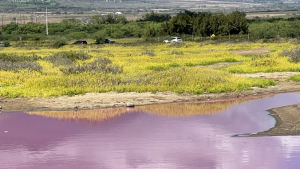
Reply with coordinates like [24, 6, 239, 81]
[141, 50, 155, 56]
[279, 48, 300, 63]
[0, 59, 42, 72]
[44, 51, 92, 66]
[0, 53, 41, 62]
[60, 57, 123, 74]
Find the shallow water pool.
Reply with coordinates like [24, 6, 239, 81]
[1, 93, 300, 169]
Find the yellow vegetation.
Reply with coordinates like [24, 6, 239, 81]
[0, 42, 290, 97]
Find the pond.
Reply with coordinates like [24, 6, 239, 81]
[1, 93, 300, 169]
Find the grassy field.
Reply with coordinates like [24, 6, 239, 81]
[2, 40, 300, 98]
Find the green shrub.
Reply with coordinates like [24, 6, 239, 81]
[185, 62, 195, 66]
[28, 34, 45, 41]
[147, 65, 168, 71]
[67, 32, 88, 40]
[168, 63, 180, 67]
[224, 58, 238, 62]
[51, 39, 67, 48]
[94, 32, 106, 44]
[287, 74, 300, 82]
[2, 41, 11, 47]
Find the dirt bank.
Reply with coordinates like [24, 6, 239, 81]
[241, 103, 300, 137]
[0, 80, 300, 112]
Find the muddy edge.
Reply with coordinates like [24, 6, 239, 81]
[0, 81, 300, 112]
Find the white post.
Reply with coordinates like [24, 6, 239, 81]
[46, 7, 48, 35]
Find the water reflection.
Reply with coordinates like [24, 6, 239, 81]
[1, 93, 300, 169]
[26, 97, 258, 123]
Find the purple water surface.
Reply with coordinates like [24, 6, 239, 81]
[1, 93, 300, 169]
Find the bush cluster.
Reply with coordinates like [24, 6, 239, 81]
[45, 51, 92, 66]
[279, 48, 300, 63]
[0, 60, 42, 72]
[51, 39, 67, 48]
[94, 32, 106, 44]
[0, 53, 41, 62]
[0, 53, 42, 71]
[60, 57, 123, 74]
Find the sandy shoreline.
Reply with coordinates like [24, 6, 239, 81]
[245, 104, 300, 137]
[0, 81, 300, 112]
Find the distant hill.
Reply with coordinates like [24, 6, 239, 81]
[0, 0, 299, 13]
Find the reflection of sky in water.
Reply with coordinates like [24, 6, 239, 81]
[1, 93, 300, 169]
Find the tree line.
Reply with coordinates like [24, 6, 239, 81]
[0, 10, 300, 41]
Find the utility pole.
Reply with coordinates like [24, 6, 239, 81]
[46, 7, 48, 35]
[1, 12, 4, 26]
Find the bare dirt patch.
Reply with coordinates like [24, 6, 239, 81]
[236, 72, 300, 80]
[197, 61, 243, 68]
[231, 48, 271, 55]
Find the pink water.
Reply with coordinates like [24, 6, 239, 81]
[1, 93, 300, 169]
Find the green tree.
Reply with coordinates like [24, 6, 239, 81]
[94, 32, 106, 44]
